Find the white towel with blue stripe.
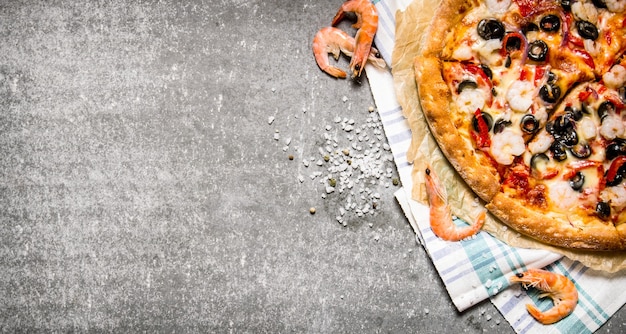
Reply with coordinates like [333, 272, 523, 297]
[364, 0, 626, 332]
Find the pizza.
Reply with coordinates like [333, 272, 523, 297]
[415, 0, 626, 250]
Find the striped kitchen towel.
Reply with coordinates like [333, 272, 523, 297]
[363, 0, 626, 333]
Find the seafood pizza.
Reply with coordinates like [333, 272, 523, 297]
[415, 0, 626, 250]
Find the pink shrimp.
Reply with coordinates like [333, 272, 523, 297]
[312, 26, 386, 79]
[424, 166, 485, 241]
[510, 268, 578, 325]
[331, 0, 379, 77]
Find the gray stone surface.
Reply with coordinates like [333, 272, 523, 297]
[0, 0, 624, 333]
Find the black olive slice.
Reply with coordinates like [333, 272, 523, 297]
[540, 15, 561, 32]
[553, 114, 575, 132]
[528, 40, 548, 62]
[556, 129, 579, 147]
[564, 105, 583, 121]
[505, 35, 523, 53]
[569, 171, 585, 191]
[472, 111, 494, 132]
[606, 138, 626, 161]
[523, 23, 540, 35]
[521, 114, 540, 134]
[606, 170, 624, 187]
[493, 119, 512, 134]
[539, 83, 561, 103]
[570, 143, 592, 159]
[596, 201, 611, 220]
[547, 71, 557, 83]
[577, 20, 599, 40]
[597, 101, 615, 123]
[591, 0, 607, 8]
[457, 80, 478, 94]
[530, 153, 550, 170]
[550, 141, 568, 161]
[560, 0, 572, 11]
[480, 64, 493, 80]
[477, 19, 505, 40]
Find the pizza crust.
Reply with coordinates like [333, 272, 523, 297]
[487, 193, 625, 250]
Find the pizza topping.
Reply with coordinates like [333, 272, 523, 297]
[606, 138, 626, 160]
[540, 14, 562, 32]
[599, 114, 625, 139]
[490, 128, 526, 164]
[521, 113, 541, 133]
[486, 0, 512, 13]
[603, 64, 626, 88]
[596, 200, 611, 220]
[457, 88, 487, 114]
[457, 79, 479, 93]
[472, 109, 493, 148]
[530, 152, 560, 179]
[571, 142, 593, 159]
[529, 130, 554, 153]
[569, 171, 586, 190]
[550, 140, 569, 161]
[539, 82, 562, 103]
[506, 80, 535, 112]
[527, 39, 549, 61]
[597, 100, 615, 122]
[605, 0, 626, 12]
[477, 18, 506, 40]
[576, 20, 600, 40]
[606, 155, 626, 186]
[572, 1, 599, 23]
[494, 118, 513, 133]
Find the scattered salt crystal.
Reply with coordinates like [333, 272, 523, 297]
[298, 175, 304, 183]
[342, 96, 348, 102]
[268, 116, 275, 125]
[273, 133, 280, 141]
[325, 186, 335, 194]
[424, 308, 430, 314]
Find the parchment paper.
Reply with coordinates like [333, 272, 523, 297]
[391, 0, 626, 272]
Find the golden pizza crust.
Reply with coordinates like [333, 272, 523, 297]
[487, 193, 626, 251]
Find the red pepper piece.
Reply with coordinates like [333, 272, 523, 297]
[572, 49, 595, 69]
[606, 156, 626, 185]
[472, 108, 491, 148]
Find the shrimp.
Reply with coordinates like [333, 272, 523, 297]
[490, 128, 526, 165]
[510, 268, 578, 325]
[506, 80, 534, 113]
[424, 165, 486, 241]
[605, 0, 626, 12]
[602, 64, 626, 89]
[571, 1, 598, 24]
[599, 114, 625, 140]
[312, 27, 386, 79]
[331, 0, 379, 77]
[485, 0, 511, 14]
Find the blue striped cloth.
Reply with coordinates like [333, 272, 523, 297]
[364, 0, 626, 332]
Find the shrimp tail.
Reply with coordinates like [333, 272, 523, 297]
[443, 210, 486, 241]
[526, 304, 552, 324]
